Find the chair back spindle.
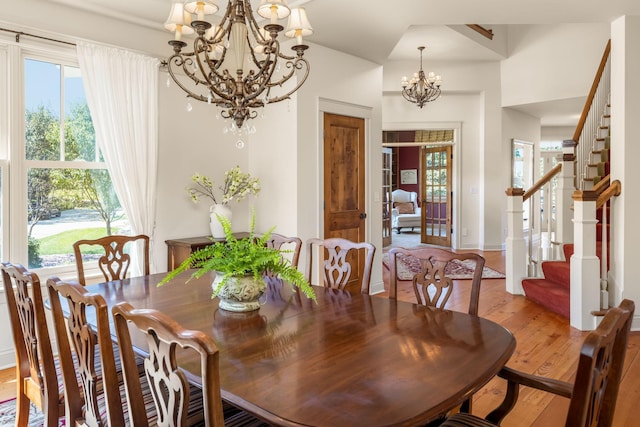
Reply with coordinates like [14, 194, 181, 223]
[73, 234, 150, 285]
[388, 247, 485, 316]
[306, 237, 375, 294]
[1, 262, 62, 426]
[47, 278, 125, 426]
[112, 302, 225, 427]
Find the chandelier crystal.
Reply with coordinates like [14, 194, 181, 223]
[401, 46, 442, 108]
[163, 0, 313, 130]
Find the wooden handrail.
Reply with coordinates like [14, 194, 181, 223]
[572, 40, 611, 144]
[523, 163, 563, 201]
[466, 24, 494, 40]
[592, 174, 611, 196]
[596, 180, 621, 209]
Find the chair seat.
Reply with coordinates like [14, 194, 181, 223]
[223, 411, 269, 427]
[439, 413, 496, 427]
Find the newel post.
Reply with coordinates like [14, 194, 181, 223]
[556, 140, 577, 247]
[570, 190, 599, 331]
[505, 188, 526, 295]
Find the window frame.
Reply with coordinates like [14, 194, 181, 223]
[2, 32, 115, 278]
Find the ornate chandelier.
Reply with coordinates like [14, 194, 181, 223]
[164, 0, 313, 132]
[401, 46, 442, 108]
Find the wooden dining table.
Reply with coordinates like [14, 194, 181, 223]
[84, 271, 516, 427]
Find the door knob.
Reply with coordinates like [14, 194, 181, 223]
[359, 213, 367, 219]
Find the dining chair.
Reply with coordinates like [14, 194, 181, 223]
[387, 247, 485, 316]
[440, 299, 635, 427]
[46, 277, 126, 426]
[112, 301, 268, 427]
[306, 237, 376, 294]
[388, 247, 486, 417]
[265, 233, 303, 268]
[1, 262, 64, 427]
[73, 233, 150, 285]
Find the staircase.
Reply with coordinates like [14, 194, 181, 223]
[522, 104, 611, 319]
[504, 40, 620, 328]
[522, 220, 608, 318]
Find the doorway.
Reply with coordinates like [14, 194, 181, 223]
[382, 129, 456, 249]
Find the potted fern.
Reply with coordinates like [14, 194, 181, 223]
[160, 212, 316, 312]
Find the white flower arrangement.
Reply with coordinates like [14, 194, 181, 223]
[186, 166, 260, 205]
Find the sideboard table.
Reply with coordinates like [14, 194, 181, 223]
[165, 233, 250, 270]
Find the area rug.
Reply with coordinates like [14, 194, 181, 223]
[0, 398, 65, 427]
[382, 252, 506, 280]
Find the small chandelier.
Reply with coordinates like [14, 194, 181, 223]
[164, 0, 313, 131]
[401, 46, 442, 108]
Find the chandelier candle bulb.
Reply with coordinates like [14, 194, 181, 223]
[285, 8, 313, 46]
[164, 3, 194, 41]
[258, 0, 291, 24]
[184, 1, 218, 21]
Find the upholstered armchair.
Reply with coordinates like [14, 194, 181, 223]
[391, 189, 421, 233]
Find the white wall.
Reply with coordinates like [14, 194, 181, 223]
[610, 16, 640, 327]
[383, 93, 482, 249]
[153, 72, 250, 271]
[382, 60, 505, 250]
[501, 107, 541, 245]
[0, 1, 168, 58]
[541, 126, 574, 142]
[248, 92, 299, 238]
[501, 24, 610, 107]
[0, 293, 12, 368]
[502, 108, 541, 182]
[296, 44, 385, 293]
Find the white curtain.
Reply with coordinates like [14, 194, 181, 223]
[77, 41, 159, 275]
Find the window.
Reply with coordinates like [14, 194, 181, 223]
[1, 36, 129, 274]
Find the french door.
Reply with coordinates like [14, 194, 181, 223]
[420, 145, 452, 246]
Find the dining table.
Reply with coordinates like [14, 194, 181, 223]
[84, 271, 516, 427]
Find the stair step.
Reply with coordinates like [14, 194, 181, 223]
[563, 243, 574, 260]
[540, 261, 570, 288]
[522, 278, 570, 319]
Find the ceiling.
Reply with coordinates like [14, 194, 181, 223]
[50, 0, 640, 126]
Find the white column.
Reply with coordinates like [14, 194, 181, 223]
[610, 16, 640, 326]
[555, 141, 576, 249]
[506, 188, 526, 295]
[570, 191, 600, 331]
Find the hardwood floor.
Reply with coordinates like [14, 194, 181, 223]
[380, 248, 640, 426]
[0, 365, 15, 402]
[1, 249, 638, 425]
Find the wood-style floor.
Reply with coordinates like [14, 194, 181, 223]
[1, 249, 638, 426]
[378, 249, 639, 426]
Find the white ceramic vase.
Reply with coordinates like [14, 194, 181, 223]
[212, 273, 265, 312]
[210, 203, 232, 238]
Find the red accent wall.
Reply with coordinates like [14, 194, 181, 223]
[398, 146, 420, 194]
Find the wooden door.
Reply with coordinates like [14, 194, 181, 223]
[421, 145, 452, 246]
[323, 113, 367, 292]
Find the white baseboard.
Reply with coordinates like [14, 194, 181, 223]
[0, 349, 16, 371]
[370, 279, 385, 295]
